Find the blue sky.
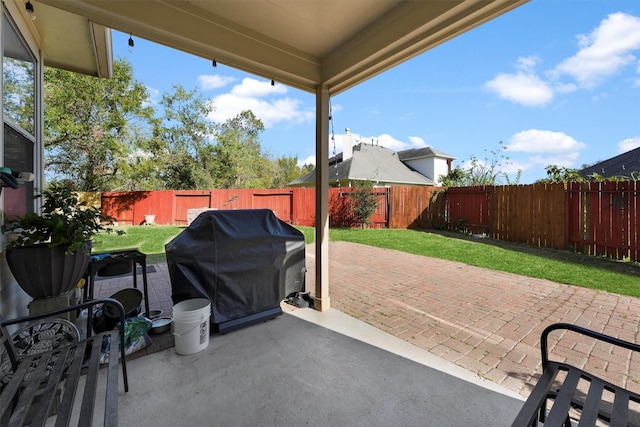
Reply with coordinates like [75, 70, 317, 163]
[113, 0, 640, 184]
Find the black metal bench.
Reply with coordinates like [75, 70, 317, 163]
[1, 298, 129, 426]
[511, 323, 640, 427]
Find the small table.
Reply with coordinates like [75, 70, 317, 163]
[84, 249, 150, 317]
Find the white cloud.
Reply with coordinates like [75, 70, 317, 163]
[297, 155, 316, 167]
[198, 74, 236, 90]
[485, 13, 640, 107]
[516, 55, 541, 71]
[618, 136, 640, 153]
[529, 153, 581, 169]
[484, 70, 554, 106]
[551, 13, 640, 88]
[506, 129, 586, 154]
[207, 78, 313, 128]
[231, 78, 287, 97]
[408, 136, 427, 147]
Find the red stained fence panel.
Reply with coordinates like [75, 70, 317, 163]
[567, 181, 640, 261]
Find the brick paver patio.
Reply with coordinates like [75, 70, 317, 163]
[94, 241, 640, 399]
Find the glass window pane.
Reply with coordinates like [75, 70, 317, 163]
[3, 13, 35, 136]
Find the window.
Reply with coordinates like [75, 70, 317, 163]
[2, 11, 36, 218]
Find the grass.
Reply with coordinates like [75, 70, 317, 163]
[92, 225, 183, 265]
[93, 225, 640, 298]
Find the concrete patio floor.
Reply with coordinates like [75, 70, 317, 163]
[92, 240, 640, 424]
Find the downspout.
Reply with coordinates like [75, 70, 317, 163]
[314, 85, 330, 311]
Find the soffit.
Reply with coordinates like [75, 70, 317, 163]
[17, 1, 112, 77]
[37, 0, 528, 94]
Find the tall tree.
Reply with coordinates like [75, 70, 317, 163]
[212, 110, 267, 189]
[44, 58, 153, 191]
[150, 85, 218, 189]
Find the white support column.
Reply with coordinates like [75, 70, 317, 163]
[314, 84, 330, 311]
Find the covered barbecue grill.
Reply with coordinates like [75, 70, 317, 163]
[166, 209, 306, 333]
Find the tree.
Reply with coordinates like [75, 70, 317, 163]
[350, 181, 380, 227]
[45, 61, 309, 191]
[44, 59, 154, 191]
[150, 85, 218, 190]
[439, 141, 521, 187]
[212, 110, 267, 188]
[268, 155, 309, 188]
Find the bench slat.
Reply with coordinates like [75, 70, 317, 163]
[104, 332, 120, 427]
[610, 389, 630, 427]
[29, 347, 71, 425]
[56, 342, 88, 427]
[577, 377, 604, 426]
[544, 367, 581, 426]
[79, 335, 104, 425]
[511, 363, 561, 426]
[9, 353, 53, 425]
[0, 360, 31, 420]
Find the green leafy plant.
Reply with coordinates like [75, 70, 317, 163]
[2, 183, 123, 253]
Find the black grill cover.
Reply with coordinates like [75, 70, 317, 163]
[166, 209, 305, 325]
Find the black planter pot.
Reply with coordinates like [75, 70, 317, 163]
[6, 245, 90, 299]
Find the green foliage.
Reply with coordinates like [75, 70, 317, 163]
[44, 59, 154, 191]
[439, 141, 521, 187]
[44, 62, 313, 191]
[536, 165, 586, 183]
[2, 183, 123, 253]
[329, 182, 379, 228]
[150, 85, 219, 190]
[350, 181, 379, 227]
[269, 155, 306, 188]
[537, 165, 640, 184]
[212, 110, 267, 188]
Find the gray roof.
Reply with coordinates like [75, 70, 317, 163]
[579, 147, 640, 180]
[289, 143, 435, 186]
[398, 146, 456, 161]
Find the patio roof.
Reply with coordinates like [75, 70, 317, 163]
[37, 0, 529, 94]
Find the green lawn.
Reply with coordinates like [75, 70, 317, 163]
[93, 225, 640, 298]
[92, 225, 184, 265]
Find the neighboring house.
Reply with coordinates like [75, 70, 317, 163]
[288, 130, 455, 188]
[579, 147, 640, 180]
[397, 146, 456, 186]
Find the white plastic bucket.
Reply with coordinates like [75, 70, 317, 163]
[173, 298, 211, 355]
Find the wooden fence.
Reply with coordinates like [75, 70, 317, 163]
[101, 187, 420, 228]
[98, 182, 640, 262]
[439, 182, 640, 262]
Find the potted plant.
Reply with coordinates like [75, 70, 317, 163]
[2, 183, 122, 300]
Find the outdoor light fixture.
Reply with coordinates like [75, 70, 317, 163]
[128, 33, 135, 52]
[212, 59, 217, 68]
[271, 79, 275, 87]
[25, 1, 35, 20]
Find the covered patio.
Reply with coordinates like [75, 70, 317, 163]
[0, 1, 551, 424]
